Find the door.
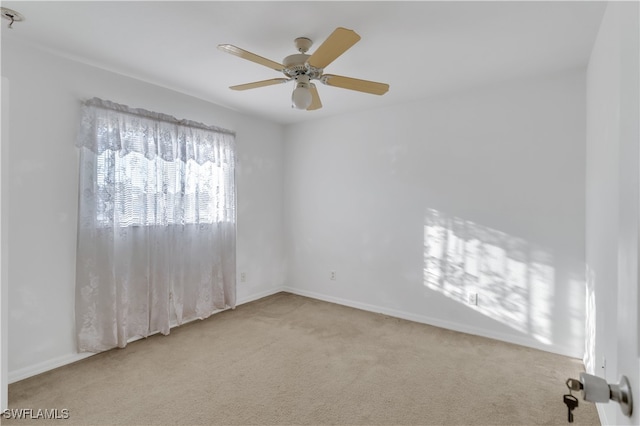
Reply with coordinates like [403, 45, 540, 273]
[616, 3, 639, 424]
[586, 2, 639, 424]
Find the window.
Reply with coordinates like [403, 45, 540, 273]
[95, 149, 233, 227]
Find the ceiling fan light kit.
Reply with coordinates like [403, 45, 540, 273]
[292, 75, 313, 110]
[218, 27, 389, 111]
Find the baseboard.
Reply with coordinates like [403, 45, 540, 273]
[236, 286, 285, 305]
[8, 352, 94, 384]
[282, 287, 582, 359]
[8, 286, 285, 384]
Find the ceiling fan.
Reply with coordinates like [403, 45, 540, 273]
[218, 27, 389, 111]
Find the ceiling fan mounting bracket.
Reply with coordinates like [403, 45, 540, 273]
[294, 37, 313, 53]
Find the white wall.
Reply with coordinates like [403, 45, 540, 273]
[1, 39, 285, 381]
[586, 2, 639, 424]
[284, 69, 587, 358]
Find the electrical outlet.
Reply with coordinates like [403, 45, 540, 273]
[330, 271, 336, 281]
[240, 272, 246, 282]
[467, 292, 478, 306]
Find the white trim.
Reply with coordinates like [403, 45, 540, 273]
[282, 287, 582, 359]
[596, 403, 610, 425]
[236, 287, 284, 306]
[1, 76, 8, 410]
[8, 353, 94, 384]
[8, 287, 285, 384]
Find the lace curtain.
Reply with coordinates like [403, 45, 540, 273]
[76, 98, 236, 352]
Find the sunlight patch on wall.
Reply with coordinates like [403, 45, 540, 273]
[584, 266, 596, 374]
[423, 208, 555, 344]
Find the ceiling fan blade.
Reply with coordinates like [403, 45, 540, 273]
[307, 27, 361, 69]
[230, 78, 290, 91]
[321, 74, 389, 95]
[218, 44, 285, 71]
[307, 83, 322, 110]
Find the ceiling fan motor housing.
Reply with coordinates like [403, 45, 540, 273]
[283, 53, 322, 80]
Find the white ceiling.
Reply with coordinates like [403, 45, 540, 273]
[1, 1, 606, 124]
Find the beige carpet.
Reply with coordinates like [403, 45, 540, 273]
[6, 292, 599, 425]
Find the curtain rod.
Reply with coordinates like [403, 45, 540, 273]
[83, 97, 236, 136]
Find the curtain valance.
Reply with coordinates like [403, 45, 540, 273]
[77, 97, 236, 165]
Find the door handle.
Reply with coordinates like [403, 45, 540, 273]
[566, 373, 633, 417]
